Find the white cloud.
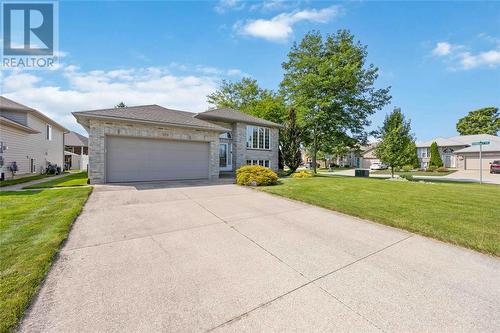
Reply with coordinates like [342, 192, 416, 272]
[215, 0, 245, 14]
[1, 64, 247, 134]
[432, 42, 452, 56]
[236, 5, 342, 42]
[431, 40, 500, 70]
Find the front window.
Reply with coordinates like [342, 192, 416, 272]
[246, 160, 270, 168]
[219, 132, 232, 139]
[246, 125, 271, 150]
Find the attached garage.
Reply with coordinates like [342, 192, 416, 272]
[464, 154, 500, 170]
[106, 136, 209, 182]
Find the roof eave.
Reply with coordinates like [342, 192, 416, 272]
[0, 117, 40, 133]
[195, 114, 284, 129]
[72, 113, 229, 132]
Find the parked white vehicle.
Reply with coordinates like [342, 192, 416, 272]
[370, 162, 388, 170]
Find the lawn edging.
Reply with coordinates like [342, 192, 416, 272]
[0, 174, 52, 187]
[0, 187, 93, 333]
[23, 172, 88, 189]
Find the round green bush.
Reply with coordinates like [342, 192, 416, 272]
[236, 165, 278, 186]
[401, 165, 413, 172]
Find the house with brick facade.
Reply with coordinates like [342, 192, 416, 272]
[73, 105, 281, 184]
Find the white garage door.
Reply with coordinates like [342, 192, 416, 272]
[465, 155, 500, 170]
[106, 136, 209, 183]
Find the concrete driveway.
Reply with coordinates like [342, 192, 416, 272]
[21, 181, 500, 332]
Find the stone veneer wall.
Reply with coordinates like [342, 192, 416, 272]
[233, 122, 279, 171]
[88, 119, 220, 184]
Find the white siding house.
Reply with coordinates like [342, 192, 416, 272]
[0, 96, 67, 180]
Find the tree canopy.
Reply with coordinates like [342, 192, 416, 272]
[280, 30, 391, 172]
[375, 108, 416, 177]
[456, 107, 499, 136]
[207, 78, 286, 124]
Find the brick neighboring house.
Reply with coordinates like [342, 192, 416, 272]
[416, 134, 500, 170]
[0, 96, 67, 180]
[72, 105, 282, 184]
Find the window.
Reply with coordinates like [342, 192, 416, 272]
[219, 132, 232, 139]
[246, 126, 271, 149]
[417, 147, 429, 158]
[46, 124, 52, 141]
[30, 158, 36, 173]
[246, 160, 270, 168]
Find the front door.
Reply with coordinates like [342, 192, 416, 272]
[219, 143, 232, 171]
[444, 155, 452, 168]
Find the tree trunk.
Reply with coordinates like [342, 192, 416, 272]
[391, 166, 394, 178]
[312, 130, 317, 174]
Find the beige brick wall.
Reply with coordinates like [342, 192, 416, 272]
[233, 122, 279, 171]
[88, 119, 220, 184]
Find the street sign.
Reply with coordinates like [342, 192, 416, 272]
[471, 141, 490, 184]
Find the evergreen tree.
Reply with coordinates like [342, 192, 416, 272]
[429, 142, 443, 167]
[280, 108, 302, 173]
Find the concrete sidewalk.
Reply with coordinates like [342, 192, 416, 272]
[20, 182, 500, 332]
[0, 173, 69, 191]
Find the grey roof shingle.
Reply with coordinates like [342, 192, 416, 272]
[195, 108, 283, 128]
[73, 105, 228, 131]
[0, 96, 36, 112]
[1, 96, 68, 131]
[65, 131, 88, 146]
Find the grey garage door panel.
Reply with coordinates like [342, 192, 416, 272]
[106, 136, 209, 182]
[465, 154, 500, 170]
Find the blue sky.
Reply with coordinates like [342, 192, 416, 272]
[2, 0, 499, 141]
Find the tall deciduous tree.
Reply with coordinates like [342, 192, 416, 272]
[375, 108, 416, 177]
[456, 107, 499, 135]
[280, 30, 391, 173]
[207, 78, 286, 124]
[280, 108, 302, 173]
[429, 142, 443, 167]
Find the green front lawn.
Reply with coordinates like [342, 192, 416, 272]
[0, 174, 52, 187]
[0, 187, 92, 332]
[23, 172, 88, 189]
[372, 169, 457, 176]
[259, 176, 500, 256]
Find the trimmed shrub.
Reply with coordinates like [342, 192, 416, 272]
[401, 165, 413, 172]
[236, 165, 278, 186]
[436, 167, 449, 173]
[399, 174, 414, 181]
[291, 170, 313, 178]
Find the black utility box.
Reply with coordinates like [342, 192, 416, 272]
[355, 169, 370, 177]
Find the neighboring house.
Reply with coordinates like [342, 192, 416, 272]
[335, 143, 379, 169]
[72, 105, 282, 184]
[300, 143, 380, 169]
[0, 96, 67, 180]
[416, 134, 500, 170]
[64, 131, 89, 171]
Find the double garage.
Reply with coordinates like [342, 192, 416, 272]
[460, 153, 500, 170]
[106, 136, 210, 183]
